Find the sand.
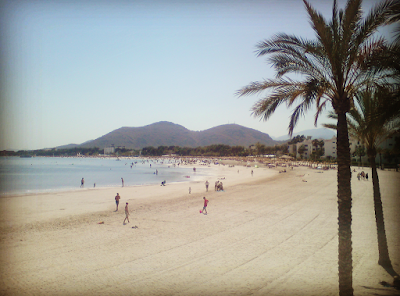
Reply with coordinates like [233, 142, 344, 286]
[0, 162, 399, 296]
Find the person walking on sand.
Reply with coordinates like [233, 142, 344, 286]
[121, 178, 124, 187]
[115, 193, 121, 211]
[205, 180, 209, 192]
[202, 197, 209, 215]
[81, 178, 84, 188]
[124, 202, 130, 224]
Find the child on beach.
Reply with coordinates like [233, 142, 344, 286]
[124, 202, 130, 224]
[202, 197, 209, 215]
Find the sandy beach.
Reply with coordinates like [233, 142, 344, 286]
[0, 162, 399, 296]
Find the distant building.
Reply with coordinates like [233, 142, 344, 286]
[288, 136, 361, 160]
[379, 134, 398, 152]
[297, 138, 311, 159]
[290, 136, 313, 159]
[288, 134, 398, 163]
[104, 146, 115, 155]
[323, 137, 337, 159]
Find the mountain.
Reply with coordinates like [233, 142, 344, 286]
[272, 128, 335, 141]
[73, 121, 280, 149]
[55, 143, 80, 149]
[56, 140, 94, 150]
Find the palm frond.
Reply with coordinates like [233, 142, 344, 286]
[385, 0, 400, 24]
[303, 0, 333, 59]
[314, 98, 329, 126]
[288, 103, 308, 135]
[342, 0, 363, 49]
[237, 0, 397, 142]
[354, 0, 394, 47]
[323, 123, 337, 130]
[385, 0, 400, 42]
[345, 85, 400, 151]
[251, 95, 285, 122]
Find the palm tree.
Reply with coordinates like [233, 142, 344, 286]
[312, 139, 319, 150]
[325, 86, 400, 268]
[255, 142, 267, 156]
[311, 139, 325, 160]
[353, 145, 366, 166]
[237, 1, 395, 295]
[298, 144, 307, 159]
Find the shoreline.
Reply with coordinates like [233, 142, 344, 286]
[0, 162, 279, 227]
[0, 155, 287, 198]
[0, 156, 218, 197]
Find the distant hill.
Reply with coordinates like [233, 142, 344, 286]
[66, 121, 280, 149]
[56, 140, 94, 150]
[55, 143, 80, 149]
[272, 128, 335, 141]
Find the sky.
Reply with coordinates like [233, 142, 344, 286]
[0, 0, 393, 150]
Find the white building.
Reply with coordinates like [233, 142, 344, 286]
[288, 136, 362, 160]
[287, 132, 399, 162]
[323, 137, 337, 159]
[323, 137, 362, 159]
[288, 136, 321, 159]
[295, 137, 313, 159]
[104, 146, 115, 155]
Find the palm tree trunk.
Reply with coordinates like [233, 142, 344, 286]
[369, 154, 392, 268]
[336, 112, 353, 296]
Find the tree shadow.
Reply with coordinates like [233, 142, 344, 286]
[360, 285, 400, 296]
[359, 266, 400, 295]
[381, 264, 399, 278]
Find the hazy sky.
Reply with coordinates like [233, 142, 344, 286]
[0, 0, 391, 150]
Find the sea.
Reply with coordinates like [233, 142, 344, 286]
[0, 157, 211, 196]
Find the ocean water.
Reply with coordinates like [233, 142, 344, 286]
[0, 157, 210, 196]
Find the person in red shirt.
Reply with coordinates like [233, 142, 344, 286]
[202, 197, 209, 215]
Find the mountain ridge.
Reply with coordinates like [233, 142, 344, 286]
[57, 121, 278, 149]
[56, 122, 335, 150]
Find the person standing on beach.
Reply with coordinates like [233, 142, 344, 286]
[124, 202, 130, 224]
[205, 180, 209, 192]
[115, 193, 121, 211]
[202, 197, 209, 215]
[81, 178, 84, 188]
[121, 178, 124, 187]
